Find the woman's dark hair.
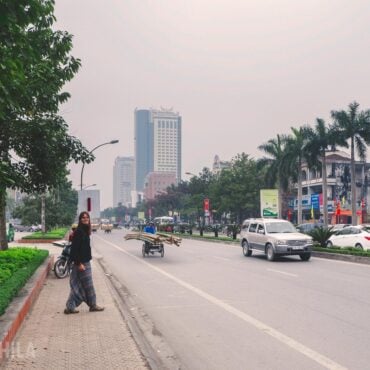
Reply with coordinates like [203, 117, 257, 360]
[78, 211, 92, 235]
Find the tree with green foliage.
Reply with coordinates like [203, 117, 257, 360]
[12, 177, 78, 229]
[211, 153, 262, 222]
[0, 1, 92, 250]
[331, 102, 370, 225]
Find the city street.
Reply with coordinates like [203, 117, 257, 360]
[92, 229, 370, 370]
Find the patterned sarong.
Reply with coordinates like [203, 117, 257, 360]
[66, 261, 96, 310]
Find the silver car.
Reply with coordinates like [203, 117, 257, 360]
[240, 218, 313, 261]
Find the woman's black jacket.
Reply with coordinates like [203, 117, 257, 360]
[70, 227, 92, 264]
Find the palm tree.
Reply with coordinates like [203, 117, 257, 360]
[258, 134, 290, 219]
[331, 101, 370, 225]
[284, 126, 312, 225]
[305, 119, 342, 226]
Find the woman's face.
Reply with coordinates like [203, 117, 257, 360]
[81, 214, 90, 225]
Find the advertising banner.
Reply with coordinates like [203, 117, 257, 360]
[311, 194, 320, 209]
[260, 189, 278, 217]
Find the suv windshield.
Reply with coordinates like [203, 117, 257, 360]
[266, 221, 296, 234]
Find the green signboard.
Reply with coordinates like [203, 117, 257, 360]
[260, 189, 278, 218]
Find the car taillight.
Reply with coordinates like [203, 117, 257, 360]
[364, 237, 370, 241]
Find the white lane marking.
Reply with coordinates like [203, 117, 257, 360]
[266, 268, 298, 277]
[213, 256, 231, 262]
[97, 236, 347, 370]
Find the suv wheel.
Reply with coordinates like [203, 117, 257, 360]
[242, 240, 252, 257]
[300, 253, 311, 261]
[266, 244, 276, 261]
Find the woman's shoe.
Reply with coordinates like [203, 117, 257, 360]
[64, 308, 79, 314]
[89, 305, 105, 312]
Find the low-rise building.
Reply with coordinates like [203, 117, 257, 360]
[297, 150, 370, 224]
[143, 171, 177, 200]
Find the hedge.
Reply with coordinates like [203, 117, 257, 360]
[0, 247, 49, 315]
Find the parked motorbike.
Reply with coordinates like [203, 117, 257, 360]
[54, 242, 72, 279]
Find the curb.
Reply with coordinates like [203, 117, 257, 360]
[311, 251, 370, 264]
[0, 255, 54, 363]
[97, 255, 180, 370]
[17, 239, 61, 244]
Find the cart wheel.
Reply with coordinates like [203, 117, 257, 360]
[160, 245, 164, 258]
[142, 244, 146, 257]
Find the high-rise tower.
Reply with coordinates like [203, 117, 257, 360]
[134, 108, 181, 192]
[113, 156, 135, 207]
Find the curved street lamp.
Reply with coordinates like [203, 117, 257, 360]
[185, 171, 197, 177]
[83, 184, 97, 190]
[80, 140, 119, 190]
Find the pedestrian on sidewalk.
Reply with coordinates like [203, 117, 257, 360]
[64, 211, 104, 314]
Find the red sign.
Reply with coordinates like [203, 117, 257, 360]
[335, 201, 341, 216]
[87, 197, 92, 212]
[203, 198, 210, 212]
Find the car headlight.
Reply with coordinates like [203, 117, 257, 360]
[276, 240, 287, 245]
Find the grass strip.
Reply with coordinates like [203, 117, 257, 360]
[22, 227, 68, 240]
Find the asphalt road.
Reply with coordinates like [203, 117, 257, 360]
[92, 229, 370, 370]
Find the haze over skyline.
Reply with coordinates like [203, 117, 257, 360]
[54, 0, 370, 209]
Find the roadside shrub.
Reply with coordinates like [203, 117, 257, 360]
[0, 248, 49, 315]
[309, 226, 336, 247]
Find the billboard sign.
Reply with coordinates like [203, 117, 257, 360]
[260, 189, 278, 217]
[311, 194, 320, 210]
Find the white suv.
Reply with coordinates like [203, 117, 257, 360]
[240, 218, 313, 261]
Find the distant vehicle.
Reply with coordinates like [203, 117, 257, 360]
[153, 216, 174, 225]
[101, 223, 113, 233]
[240, 218, 313, 261]
[6, 222, 15, 242]
[153, 216, 174, 232]
[296, 222, 324, 234]
[329, 224, 351, 231]
[30, 224, 42, 232]
[13, 224, 31, 232]
[327, 226, 370, 250]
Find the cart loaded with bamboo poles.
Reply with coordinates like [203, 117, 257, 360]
[124, 231, 182, 257]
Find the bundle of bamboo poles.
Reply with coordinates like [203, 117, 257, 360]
[124, 232, 182, 246]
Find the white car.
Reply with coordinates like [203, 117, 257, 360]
[327, 226, 370, 250]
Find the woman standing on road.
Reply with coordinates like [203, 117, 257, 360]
[64, 211, 104, 314]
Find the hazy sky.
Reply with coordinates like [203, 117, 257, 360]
[54, 0, 370, 209]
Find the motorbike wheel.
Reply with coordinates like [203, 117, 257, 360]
[54, 259, 70, 279]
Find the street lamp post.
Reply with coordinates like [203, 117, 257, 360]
[80, 140, 119, 190]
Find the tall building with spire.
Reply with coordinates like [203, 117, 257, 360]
[134, 108, 182, 193]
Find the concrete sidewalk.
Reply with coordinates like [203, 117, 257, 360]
[1, 243, 148, 369]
